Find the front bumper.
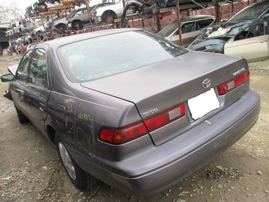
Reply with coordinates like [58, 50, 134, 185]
[75, 90, 260, 196]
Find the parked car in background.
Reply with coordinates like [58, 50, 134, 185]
[91, 0, 125, 24]
[187, 1, 269, 37]
[188, 18, 269, 62]
[157, 15, 215, 47]
[67, 0, 125, 27]
[224, 0, 269, 25]
[52, 7, 87, 31]
[1, 28, 260, 196]
[30, 14, 58, 41]
[67, 6, 91, 29]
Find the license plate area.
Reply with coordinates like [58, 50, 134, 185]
[188, 88, 220, 120]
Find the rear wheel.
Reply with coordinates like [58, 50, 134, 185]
[56, 24, 67, 31]
[14, 105, 29, 124]
[101, 11, 117, 24]
[55, 135, 97, 190]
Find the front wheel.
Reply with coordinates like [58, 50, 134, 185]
[55, 135, 97, 190]
[56, 24, 67, 31]
[72, 20, 83, 29]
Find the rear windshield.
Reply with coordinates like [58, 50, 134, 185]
[57, 30, 187, 82]
[227, 2, 269, 22]
[158, 20, 178, 37]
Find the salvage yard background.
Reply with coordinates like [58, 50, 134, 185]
[0, 55, 268, 201]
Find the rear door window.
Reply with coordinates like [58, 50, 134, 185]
[197, 19, 214, 29]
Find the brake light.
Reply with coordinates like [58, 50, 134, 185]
[144, 103, 186, 131]
[99, 103, 186, 144]
[217, 71, 249, 95]
[99, 122, 148, 145]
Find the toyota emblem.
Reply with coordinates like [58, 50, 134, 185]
[202, 78, 211, 89]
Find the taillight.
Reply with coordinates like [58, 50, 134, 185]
[217, 71, 249, 95]
[99, 122, 148, 145]
[144, 103, 186, 131]
[99, 103, 186, 144]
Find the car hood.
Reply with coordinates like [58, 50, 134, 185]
[81, 51, 246, 114]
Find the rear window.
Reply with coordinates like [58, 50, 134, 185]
[57, 30, 187, 82]
[227, 2, 269, 22]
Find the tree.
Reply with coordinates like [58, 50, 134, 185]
[0, 1, 23, 23]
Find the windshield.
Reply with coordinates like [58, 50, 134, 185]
[57, 30, 188, 82]
[227, 2, 269, 22]
[158, 20, 178, 37]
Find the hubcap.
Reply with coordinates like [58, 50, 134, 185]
[58, 142, 76, 180]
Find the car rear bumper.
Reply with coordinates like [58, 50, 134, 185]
[76, 90, 260, 196]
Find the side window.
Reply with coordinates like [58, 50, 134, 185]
[16, 50, 32, 82]
[235, 23, 265, 41]
[29, 49, 47, 87]
[197, 19, 214, 29]
[181, 22, 195, 34]
[75, 10, 83, 16]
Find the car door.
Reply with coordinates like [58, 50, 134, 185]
[181, 21, 199, 47]
[10, 50, 33, 114]
[182, 18, 215, 47]
[169, 21, 196, 46]
[23, 48, 50, 130]
[224, 22, 269, 62]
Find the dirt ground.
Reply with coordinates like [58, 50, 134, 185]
[0, 55, 268, 202]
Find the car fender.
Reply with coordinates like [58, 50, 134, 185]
[96, 2, 123, 17]
[189, 39, 227, 53]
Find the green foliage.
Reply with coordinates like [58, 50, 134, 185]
[0, 1, 23, 23]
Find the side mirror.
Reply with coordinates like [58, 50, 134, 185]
[1, 73, 14, 82]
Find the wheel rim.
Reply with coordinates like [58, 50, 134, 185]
[58, 142, 76, 180]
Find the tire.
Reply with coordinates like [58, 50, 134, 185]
[101, 11, 117, 24]
[14, 105, 29, 124]
[56, 24, 67, 31]
[72, 20, 83, 29]
[55, 135, 97, 190]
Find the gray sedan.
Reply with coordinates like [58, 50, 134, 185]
[1, 28, 260, 196]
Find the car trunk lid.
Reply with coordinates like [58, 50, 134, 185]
[81, 51, 249, 145]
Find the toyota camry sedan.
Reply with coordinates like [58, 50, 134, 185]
[1, 28, 260, 196]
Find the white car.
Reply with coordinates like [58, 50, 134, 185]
[92, 0, 125, 24]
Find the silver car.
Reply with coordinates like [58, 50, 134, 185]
[1, 28, 260, 196]
[158, 15, 215, 47]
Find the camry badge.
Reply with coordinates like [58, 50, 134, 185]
[202, 78, 211, 89]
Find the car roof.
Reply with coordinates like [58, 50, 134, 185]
[181, 15, 215, 23]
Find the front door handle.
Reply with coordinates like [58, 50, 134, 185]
[15, 89, 25, 99]
[39, 103, 45, 112]
[15, 89, 24, 94]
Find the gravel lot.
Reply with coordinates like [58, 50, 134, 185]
[0, 55, 268, 202]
